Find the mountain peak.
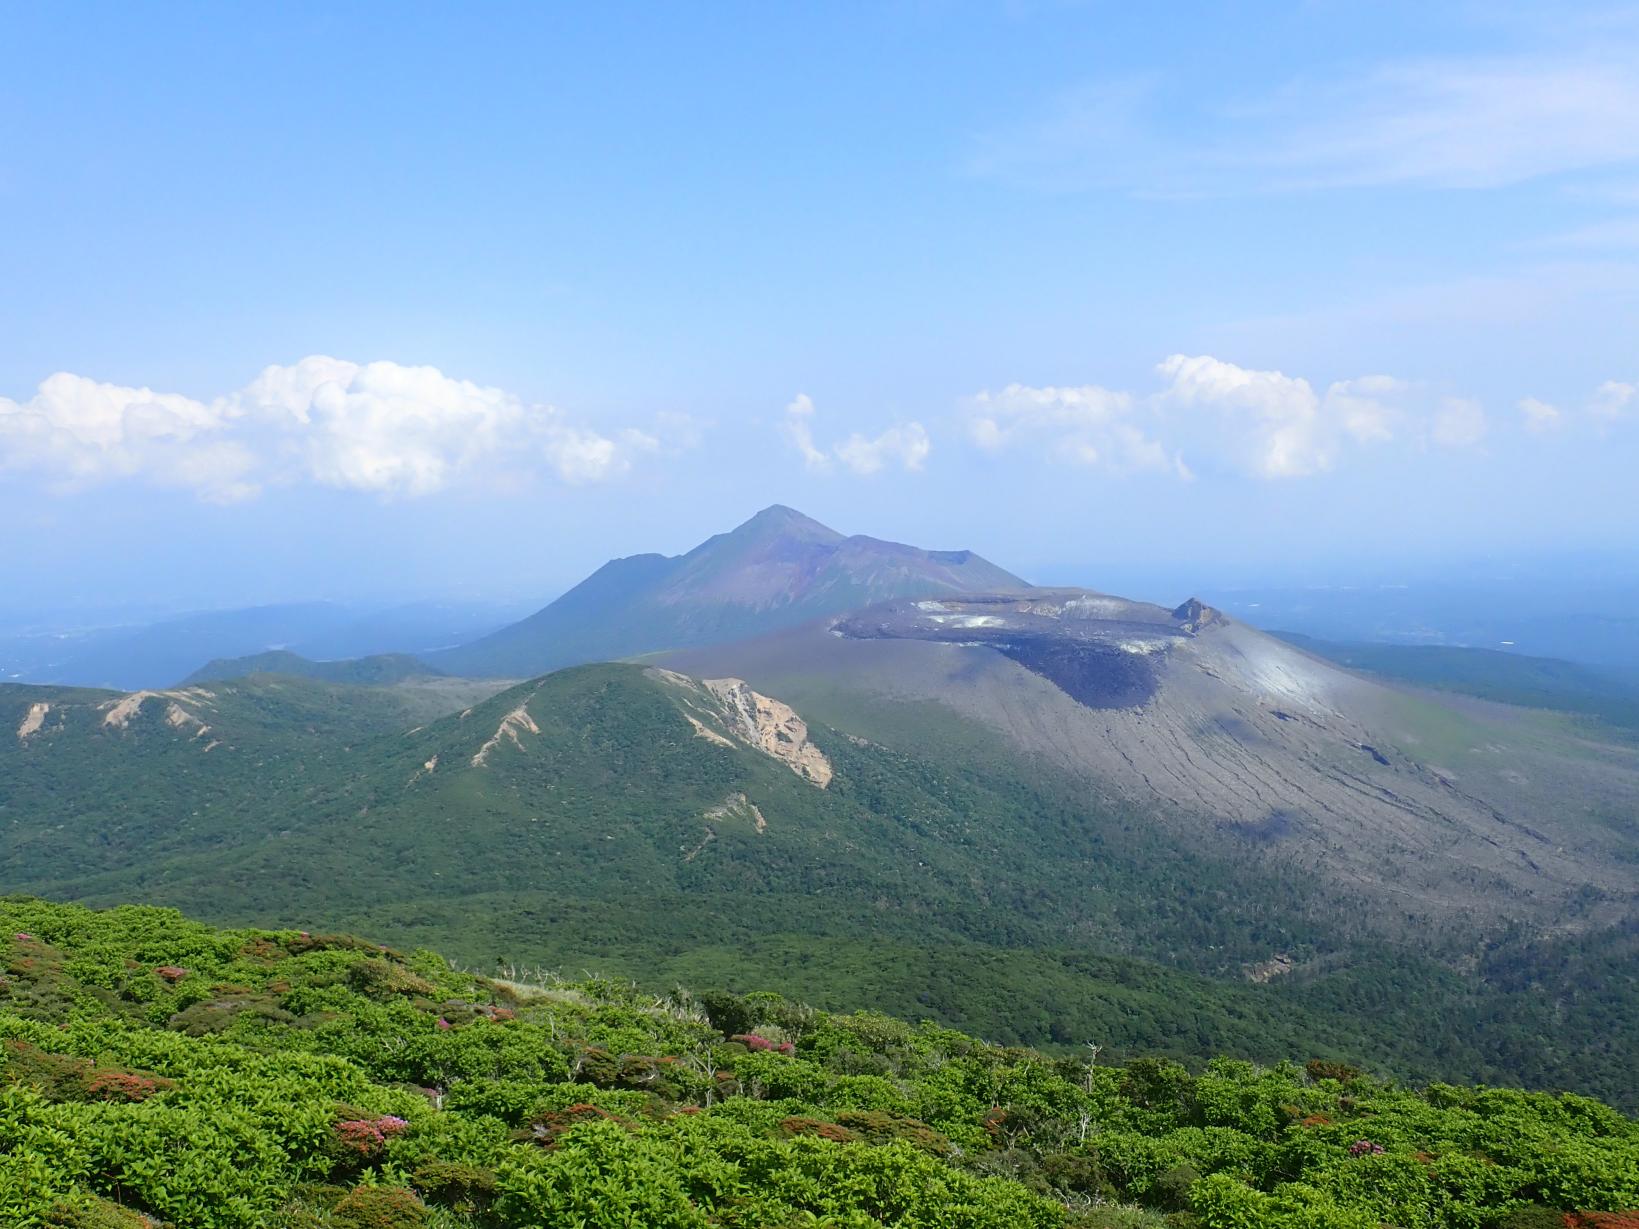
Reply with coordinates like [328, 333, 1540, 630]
[731, 505, 842, 543]
[429, 508, 1027, 676]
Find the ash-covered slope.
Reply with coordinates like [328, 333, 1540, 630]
[428, 505, 1026, 678]
[667, 590, 1639, 938]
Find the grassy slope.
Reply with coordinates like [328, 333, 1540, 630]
[3, 897, 1635, 1229]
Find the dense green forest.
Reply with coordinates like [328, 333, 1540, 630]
[2, 898, 1635, 1228]
[4, 667, 1636, 1110]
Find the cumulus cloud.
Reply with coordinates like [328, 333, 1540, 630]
[966, 355, 1488, 481]
[0, 357, 670, 500]
[1156, 354, 1341, 478]
[834, 424, 931, 475]
[0, 372, 259, 501]
[968, 382, 1183, 475]
[783, 394, 928, 475]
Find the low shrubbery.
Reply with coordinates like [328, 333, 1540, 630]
[1, 897, 1635, 1228]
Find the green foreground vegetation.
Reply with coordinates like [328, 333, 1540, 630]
[2, 898, 1636, 1229]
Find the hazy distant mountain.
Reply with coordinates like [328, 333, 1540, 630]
[1209, 578, 1639, 672]
[0, 599, 524, 691]
[429, 505, 1027, 677]
[183, 650, 444, 686]
[1272, 632, 1639, 734]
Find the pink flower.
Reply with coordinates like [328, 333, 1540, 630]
[13, 933, 32, 941]
[436, 1017, 451, 1030]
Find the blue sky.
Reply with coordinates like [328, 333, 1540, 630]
[4, 1, 1638, 611]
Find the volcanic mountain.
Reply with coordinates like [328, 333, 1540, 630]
[427, 505, 1025, 678]
[665, 589, 1639, 939]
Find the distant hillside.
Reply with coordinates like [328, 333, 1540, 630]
[0, 599, 522, 691]
[183, 649, 444, 686]
[428, 505, 1026, 677]
[1274, 631, 1639, 735]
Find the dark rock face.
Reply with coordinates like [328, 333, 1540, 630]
[833, 592, 1207, 710]
[993, 638, 1160, 709]
[1172, 598, 1223, 633]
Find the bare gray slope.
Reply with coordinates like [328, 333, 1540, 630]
[665, 591, 1639, 937]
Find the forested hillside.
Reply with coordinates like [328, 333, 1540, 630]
[2, 899, 1635, 1229]
[4, 665, 1636, 1110]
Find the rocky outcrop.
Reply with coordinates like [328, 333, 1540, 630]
[704, 791, 767, 833]
[471, 701, 541, 767]
[702, 678, 833, 787]
[16, 702, 49, 740]
[1172, 598, 1224, 633]
[648, 668, 833, 787]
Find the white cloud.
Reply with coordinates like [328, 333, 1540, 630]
[782, 394, 830, 470]
[234, 357, 528, 496]
[835, 424, 931, 475]
[0, 372, 257, 501]
[1517, 396, 1564, 432]
[1156, 354, 1338, 478]
[968, 382, 1180, 475]
[1515, 380, 1639, 433]
[0, 357, 670, 500]
[967, 355, 1487, 481]
[973, 35, 1639, 195]
[783, 394, 929, 475]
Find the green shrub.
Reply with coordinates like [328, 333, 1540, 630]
[329, 1185, 427, 1229]
[1, 897, 1636, 1229]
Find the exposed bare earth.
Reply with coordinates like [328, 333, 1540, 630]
[702, 677, 833, 787]
[648, 668, 832, 787]
[472, 696, 543, 767]
[16, 702, 49, 740]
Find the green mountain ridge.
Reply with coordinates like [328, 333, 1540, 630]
[183, 650, 446, 686]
